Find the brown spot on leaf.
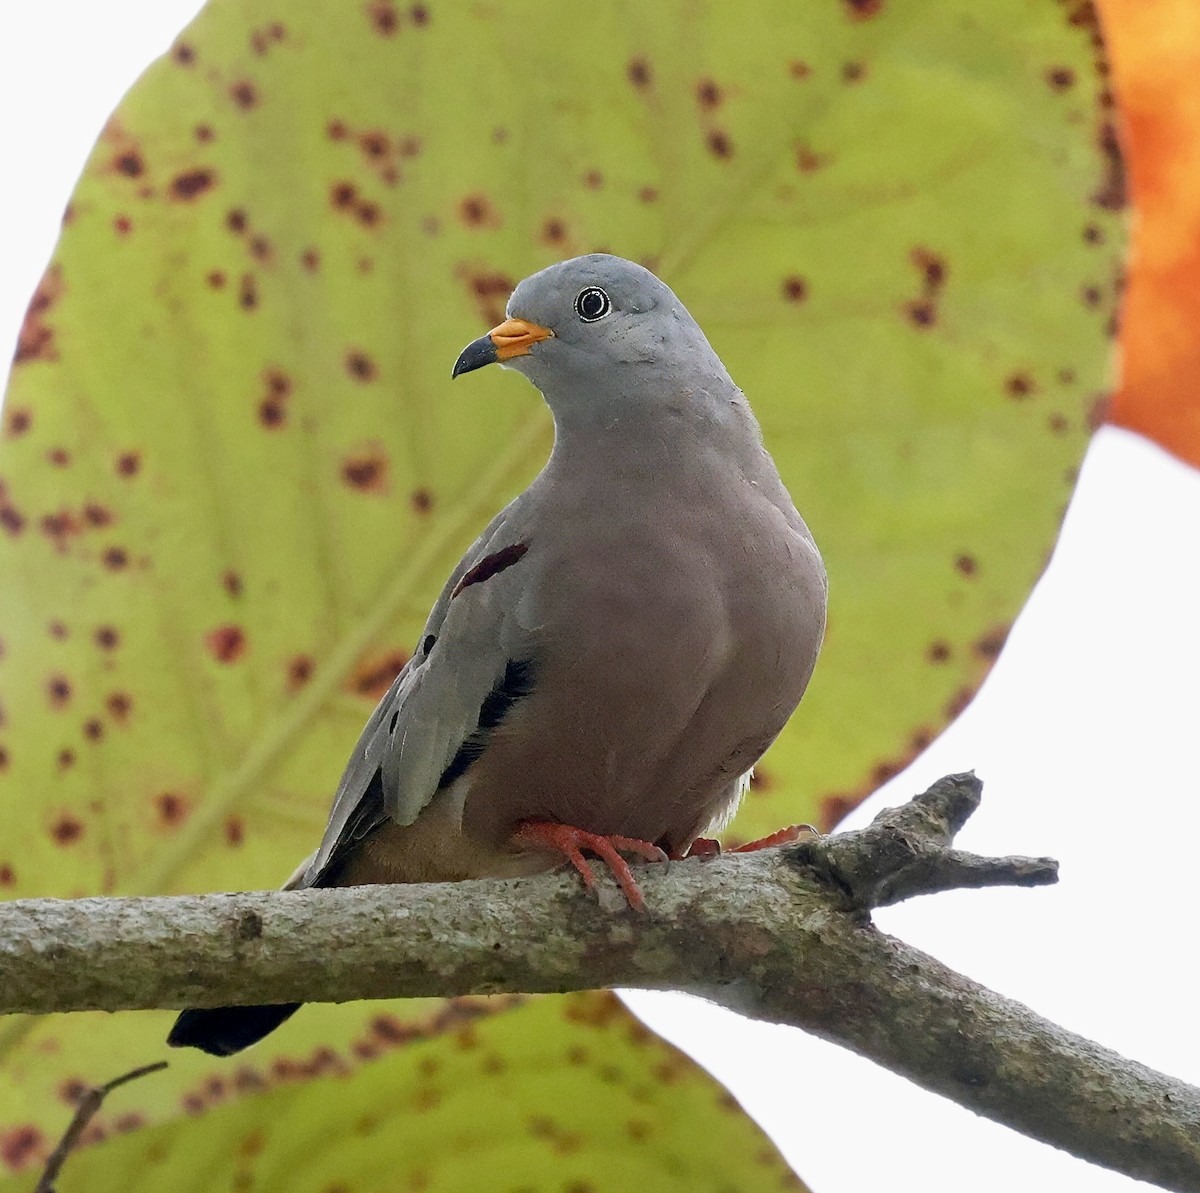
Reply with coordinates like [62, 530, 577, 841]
[542, 218, 567, 246]
[945, 685, 975, 721]
[1083, 223, 1104, 245]
[300, 247, 321, 271]
[0, 749, 7, 773]
[1081, 284, 1102, 308]
[696, 79, 723, 109]
[113, 215, 132, 236]
[57, 749, 75, 770]
[14, 266, 64, 365]
[83, 718, 104, 742]
[48, 620, 68, 639]
[288, 655, 314, 691]
[911, 247, 946, 291]
[627, 58, 652, 88]
[239, 274, 259, 310]
[230, 81, 258, 109]
[226, 208, 248, 234]
[106, 692, 132, 722]
[330, 181, 357, 210]
[411, 487, 433, 514]
[47, 674, 71, 709]
[250, 234, 272, 263]
[367, 0, 398, 35]
[360, 130, 389, 158]
[843, 0, 883, 16]
[5, 407, 32, 436]
[0, 863, 13, 885]
[346, 349, 378, 382]
[794, 143, 827, 172]
[0, 1125, 44, 1169]
[223, 570, 244, 597]
[342, 447, 389, 493]
[56, 1075, 89, 1104]
[1087, 393, 1111, 429]
[954, 553, 978, 577]
[83, 503, 113, 527]
[114, 150, 144, 178]
[349, 650, 409, 701]
[170, 168, 217, 201]
[195, 124, 215, 143]
[583, 169, 603, 189]
[1005, 372, 1036, 399]
[225, 816, 246, 846]
[102, 546, 129, 570]
[172, 41, 196, 65]
[1046, 65, 1075, 91]
[452, 543, 529, 598]
[259, 398, 286, 428]
[705, 128, 734, 159]
[327, 119, 349, 141]
[781, 276, 807, 303]
[1093, 121, 1126, 210]
[460, 267, 514, 325]
[94, 626, 120, 651]
[459, 194, 499, 228]
[926, 640, 952, 664]
[789, 60, 812, 79]
[1048, 412, 1069, 435]
[974, 625, 1009, 660]
[355, 200, 382, 228]
[155, 791, 190, 827]
[910, 726, 934, 752]
[842, 61, 866, 82]
[206, 270, 227, 289]
[638, 186, 658, 203]
[116, 450, 141, 477]
[411, 4, 429, 24]
[206, 624, 247, 663]
[904, 300, 936, 328]
[50, 815, 83, 845]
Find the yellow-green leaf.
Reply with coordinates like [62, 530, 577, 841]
[0, 0, 1123, 1166]
[0, 995, 806, 1192]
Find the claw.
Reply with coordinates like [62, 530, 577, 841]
[512, 820, 669, 910]
[728, 824, 820, 853]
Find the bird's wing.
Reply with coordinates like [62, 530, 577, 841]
[301, 500, 539, 886]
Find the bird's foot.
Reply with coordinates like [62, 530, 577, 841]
[512, 820, 669, 911]
[683, 824, 820, 859]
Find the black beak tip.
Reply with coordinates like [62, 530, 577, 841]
[452, 335, 497, 379]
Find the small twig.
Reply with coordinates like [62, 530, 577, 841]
[791, 772, 1059, 908]
[33, 1062, 167, 1193]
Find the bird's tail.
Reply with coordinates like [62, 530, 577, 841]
[167, 1003, 302, 1057]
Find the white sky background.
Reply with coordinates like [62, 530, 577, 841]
[3, 4, 1199, 1191]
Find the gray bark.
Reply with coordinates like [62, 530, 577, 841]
[1, 774, 1197, 1190]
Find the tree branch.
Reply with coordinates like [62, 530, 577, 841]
[1, 774, 1196, 1191]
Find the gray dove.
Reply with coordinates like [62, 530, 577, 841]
[168, 254, 826, 1055]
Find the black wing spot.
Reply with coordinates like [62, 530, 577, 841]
[389, 708, 400, 734]
[451, 542, 529, 599]
[438, 658, 537, 789]
[422, 634, 436, 657]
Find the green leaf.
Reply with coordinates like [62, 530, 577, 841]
[0, 0, 1123, 1169]
[0, 995, 806, 1192]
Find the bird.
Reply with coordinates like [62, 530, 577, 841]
[168, 253, 827, 1056]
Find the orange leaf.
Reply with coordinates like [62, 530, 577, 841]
[1103, 0, 1200, 466]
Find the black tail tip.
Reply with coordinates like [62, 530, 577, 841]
[167, 1003, 302, 1057]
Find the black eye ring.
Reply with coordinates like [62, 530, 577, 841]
[574, 287, 611, 322]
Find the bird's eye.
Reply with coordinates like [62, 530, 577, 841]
[574, 287, 611, 322]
